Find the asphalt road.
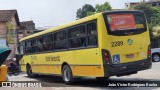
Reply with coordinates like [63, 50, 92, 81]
[2, 62, 160, 90]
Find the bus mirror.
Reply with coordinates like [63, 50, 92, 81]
[0, 45, 11, 66]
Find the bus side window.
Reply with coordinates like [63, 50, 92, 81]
[42, 34, 54, 52]
[42, 36, 47, 52]
[35, 37, 43, 53]
[20, 45, 24, 55]
[26, 40, 31, 54]
[87, 21, 98, 47]
[25, 41, 27, 54]
[54, 30, 68, 50]
[45, 34, 54, 51]
[69, 25, 86, 48]
[19, 42, 24, 55]
[31, 39, 36, 53]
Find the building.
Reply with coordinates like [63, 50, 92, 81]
[0, 10, 20, 60]
[125, 2, 139, 9]
[148, 0, 160, 7]
[19, 20, 44, 40]
[18, 20, 36, 39]
[149, 0, 160, 2]
[125, 0, 160, 9]
[20, 20, 35, 30]
[0, 10, 43, 65]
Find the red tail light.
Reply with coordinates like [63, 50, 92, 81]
[148, 45, 152, 62]
[102, 49, 111, 64]
[104, 52, 109, 61]
[148, 45, 151, 57]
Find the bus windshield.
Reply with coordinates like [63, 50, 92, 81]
[104, 12, 147, 36]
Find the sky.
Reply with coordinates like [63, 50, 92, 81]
[0, 39, 6, 45]
[0, 0, 142, 29]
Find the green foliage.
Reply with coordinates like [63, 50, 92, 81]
[76, 2, 112, 19]
[134, 3, 160, 39]
[95, 2, 112, 13]
[76, 4, 95, 19]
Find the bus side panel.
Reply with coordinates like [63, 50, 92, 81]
[48, 51, 76, 75]
[20, 55, 39, 73]
[20, 64, 26, 72]
[28, 55, 39, 73]
[35, 54, 50, 74]
[20, 56, 26, 72]
[72, 48, 103, 77]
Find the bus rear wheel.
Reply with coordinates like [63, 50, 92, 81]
[26, 65, 36, 78]
[62, 65, 74, 84]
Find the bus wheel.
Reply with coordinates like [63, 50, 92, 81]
[62, 65, 74, 84]
[96, 77, 110, 81]
[26, 65, 35, 78]
[152, 54, 160, 62]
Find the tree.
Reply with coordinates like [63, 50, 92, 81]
[95, 2, 112, 13]
[87, 1, 112, 16]
[76, 2, 112, 19]
[134, 3, 160, 39]
[76, 4, 95, 19]
[134, 3, 160, 24]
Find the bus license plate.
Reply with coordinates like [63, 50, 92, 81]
[126, 54, 134, 58]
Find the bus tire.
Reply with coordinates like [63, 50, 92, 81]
[62, 65, 74, 84]
[26, 65, 35, 78]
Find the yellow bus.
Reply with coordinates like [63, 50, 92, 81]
[19, 10, 151, 84]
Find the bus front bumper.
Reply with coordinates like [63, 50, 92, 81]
[104, 59, 152, 77]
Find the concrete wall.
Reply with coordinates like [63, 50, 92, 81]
[7, 17, 19, 60]
[0, 17, 19, 60]
[0, 22, 7, 38]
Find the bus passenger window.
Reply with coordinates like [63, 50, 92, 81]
[69, 25, 86, 48]
[35, 37, 43, 53]
[31, 39, 36, 53]
[19, 42, 24, 55]
[42, 36, 48, 51]
[87, 22, 98, 47]
[81, 37, 86, 47]
[46, 34, 54, 51]
[54, 30, 68, 50]
[26, 40, 32, 54]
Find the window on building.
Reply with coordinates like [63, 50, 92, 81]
[152, 3, 156, 6]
